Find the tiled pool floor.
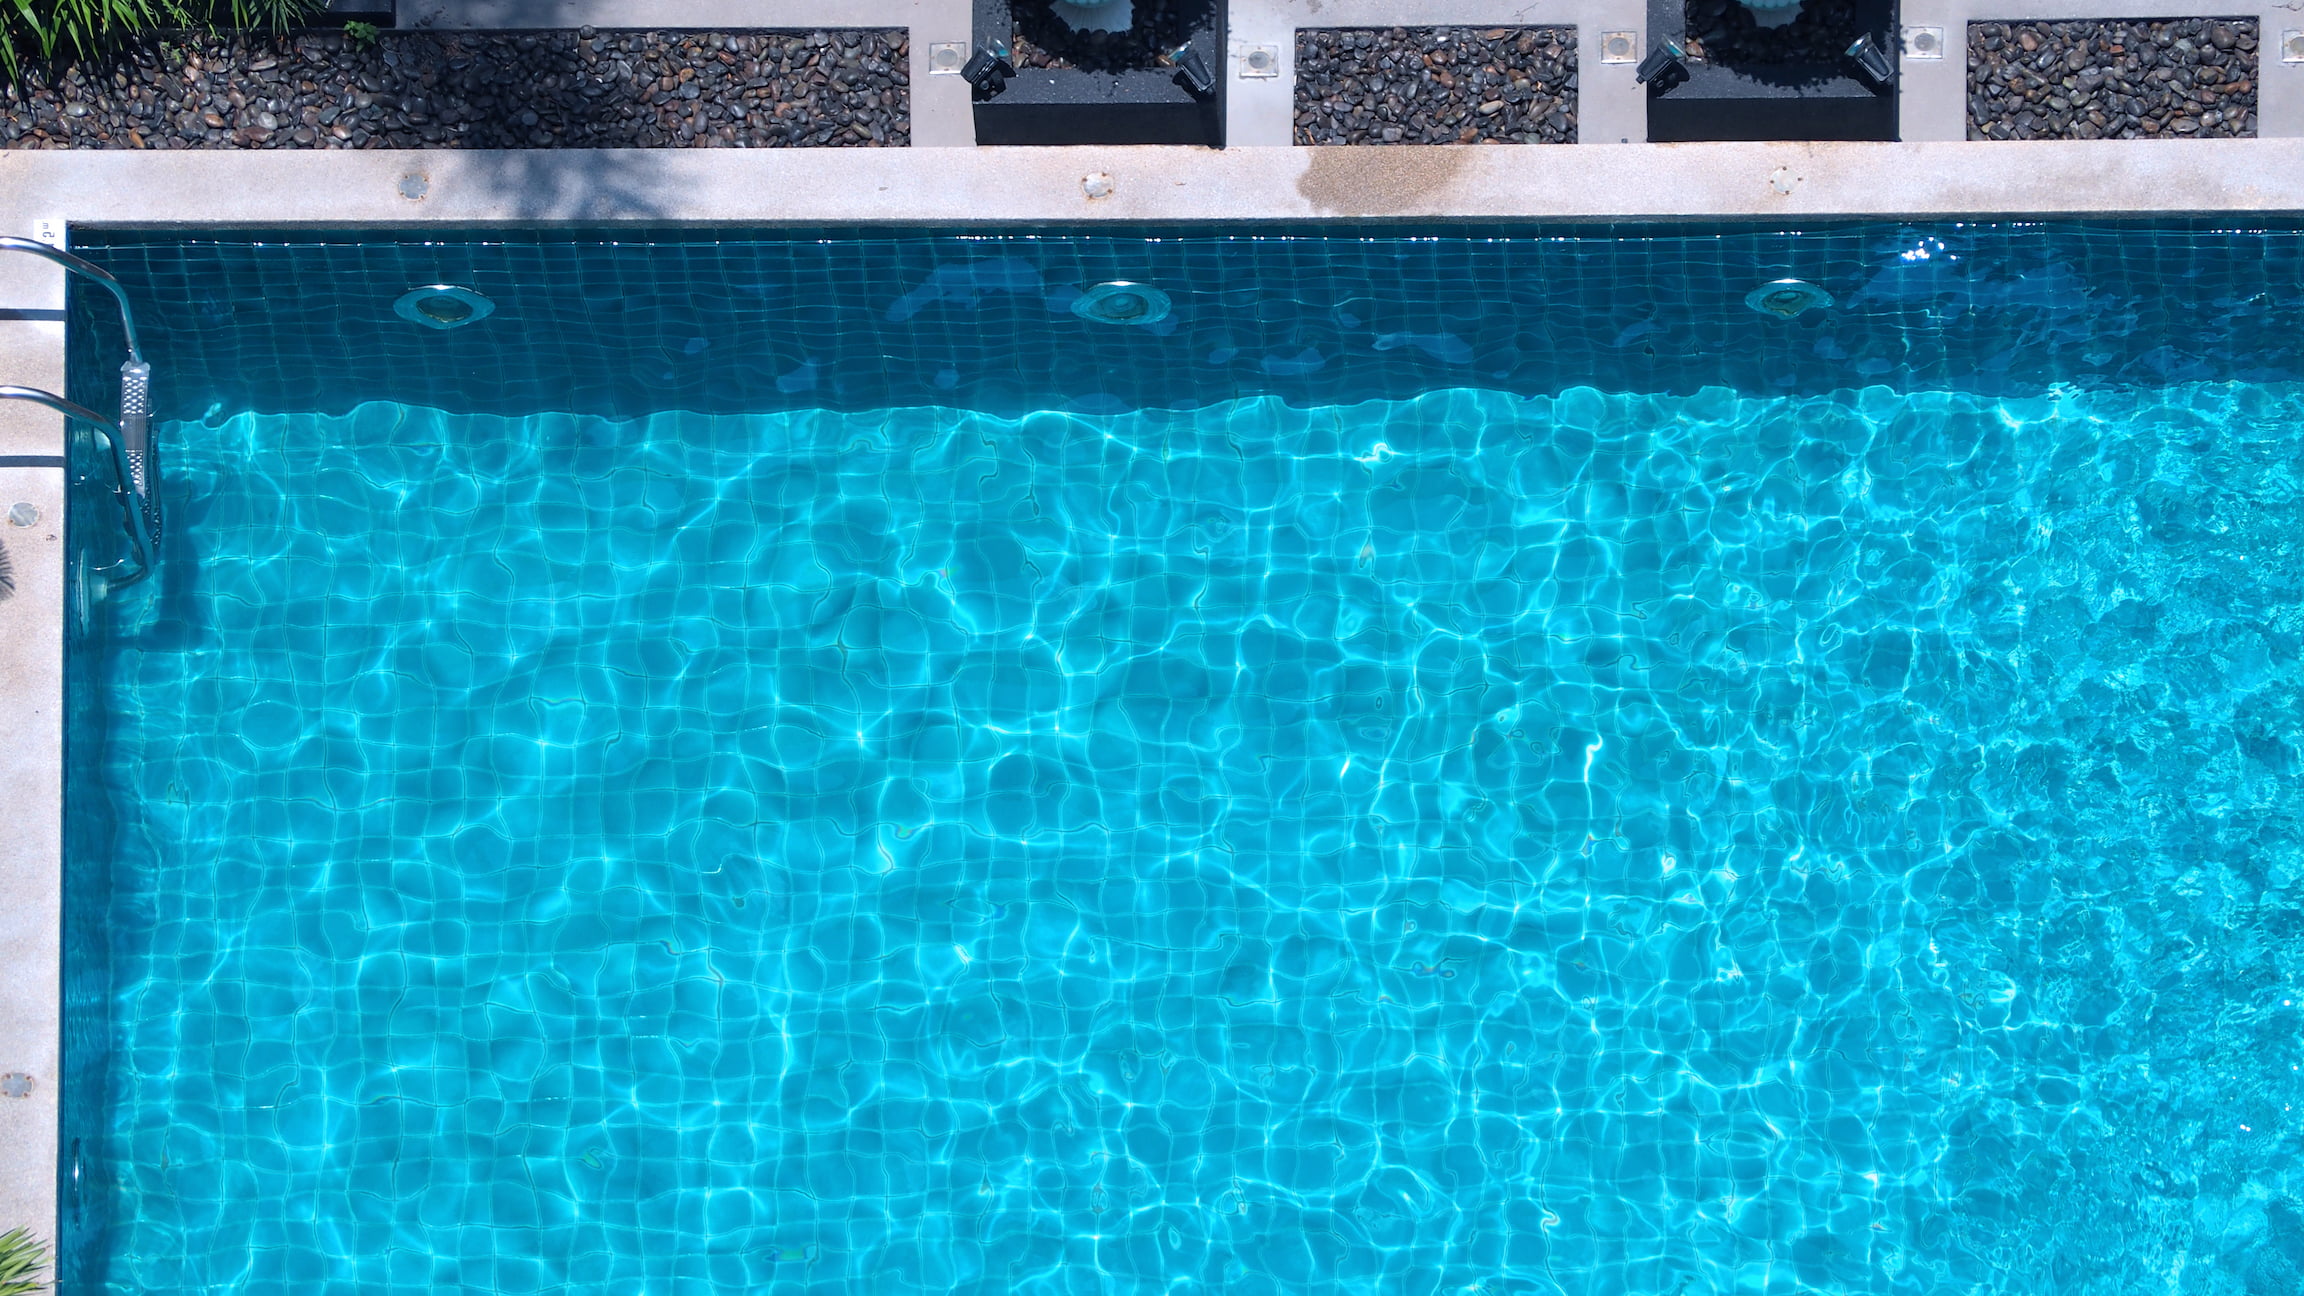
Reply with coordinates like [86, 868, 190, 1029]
[75, 381, 2304, 1294]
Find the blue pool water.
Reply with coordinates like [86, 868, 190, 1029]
[74, 373, 2304, 1295]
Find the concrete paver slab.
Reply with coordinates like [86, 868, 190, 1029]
[0, 463, 62, 1254]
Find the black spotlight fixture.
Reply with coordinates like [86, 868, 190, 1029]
[1168, 42, 1217, 97]
[1634, 39, 1688, 87]
[1846, 33, 1895, 87]
[961, 40, 1016, 97]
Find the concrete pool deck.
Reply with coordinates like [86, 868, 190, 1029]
[5, 0, 2304, 1255]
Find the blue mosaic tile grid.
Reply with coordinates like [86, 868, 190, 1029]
[66, 220, 2304, 422]
[57, 224, 2304, 1296]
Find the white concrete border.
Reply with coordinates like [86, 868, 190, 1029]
[5, 140, 2304, 229]
[0, 233, 63, 1255]
[0, 457, 61, 1263]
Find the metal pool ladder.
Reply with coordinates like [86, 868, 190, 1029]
[0, 235, 159, 590]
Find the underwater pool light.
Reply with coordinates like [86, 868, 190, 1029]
[393, 285, 495, 330]
[1071, 281, 1173, 327]
[1745, 279, 1835, 318]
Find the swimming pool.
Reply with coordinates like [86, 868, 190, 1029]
[60, 224, 2304, 1295]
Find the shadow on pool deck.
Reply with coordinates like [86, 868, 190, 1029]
[457, 149, 678, 220]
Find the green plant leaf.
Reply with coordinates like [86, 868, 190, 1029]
[0, 1228, 50, 1296]
[3, 0, 321, 84]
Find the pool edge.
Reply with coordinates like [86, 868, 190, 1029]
[5, 142, 2304, 231]
[0, 460, 63, 1264]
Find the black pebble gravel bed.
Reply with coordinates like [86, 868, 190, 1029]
[0, 27, 907, 148]
[1969, 19, 2254, 140]
[1295, 27, 1576, 145]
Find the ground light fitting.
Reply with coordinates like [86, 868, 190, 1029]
[1635, 39, 1688, 86]
[1847, 33, 1895, 86]
[961, 41, 1016, 96]
[1168, 43, 1217, 96]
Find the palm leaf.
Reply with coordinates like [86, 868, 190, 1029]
[3, 0, 321, 83]
[0, 1228, 49, 1296]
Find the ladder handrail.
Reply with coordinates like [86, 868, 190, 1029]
[0, 232, 161, 591]
[0, 385, 155, 589]
[0, 236, 142, 362]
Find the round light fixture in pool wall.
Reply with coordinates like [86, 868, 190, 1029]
[393, 285, 496, 330]
[1071, 281, 1172, 327]
[1744, 279, 1834, 319]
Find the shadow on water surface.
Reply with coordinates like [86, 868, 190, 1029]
[56, 218, 2304, 423]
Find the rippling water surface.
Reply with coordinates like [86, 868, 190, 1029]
[90, 384, 2304, 1294]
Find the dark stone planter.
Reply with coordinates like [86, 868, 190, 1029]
[970, 0, 1224, 147]
[323, 0, 395, 23]
[2, 29, 909, 149]
[1646, 0, 1898, 141]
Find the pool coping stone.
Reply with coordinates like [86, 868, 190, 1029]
[8, 139, 2304, 230]
[0, 457, 62, 1256]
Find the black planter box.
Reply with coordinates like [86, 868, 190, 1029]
[324, 0, 396, 21]
[971, 0, 1225, 147]
[1646, 0, 1897, 141]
